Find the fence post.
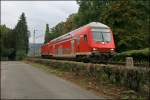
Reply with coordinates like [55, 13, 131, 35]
[126, 57, 134, 67]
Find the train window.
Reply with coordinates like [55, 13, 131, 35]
[83, 35, 87, 41]
[93, 31, 103, 42]
[102, 32, 111, 42]
[92, 31, 111, 42]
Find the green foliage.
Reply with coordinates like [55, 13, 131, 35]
[0, 25, 14, 59]
[121, 90, 137, 99]
[77, 0, 109, 26]
[44, 24, 50, 43]
[14, 13, 29, 54]
[113, 48, 150, 61]
[13, 12, 29, 60]
[1, 12, 29, 60]
[101, 0, 150, 52]
[15, 50, 26, 60]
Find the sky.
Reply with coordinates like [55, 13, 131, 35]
[1, 1, 79, 43]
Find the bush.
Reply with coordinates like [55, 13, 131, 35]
[113, 48, 150, 61]
[15, 50, 26, 60]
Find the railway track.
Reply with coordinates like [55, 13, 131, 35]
[28, 56, 149, 68]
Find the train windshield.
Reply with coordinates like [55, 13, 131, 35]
[92, 28, 112, 42]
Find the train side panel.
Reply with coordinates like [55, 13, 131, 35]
[52, 37, 73, 57]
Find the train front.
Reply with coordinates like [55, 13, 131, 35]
[89, 24, 115, 60]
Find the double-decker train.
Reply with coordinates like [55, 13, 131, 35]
[41, 22, 115, 61]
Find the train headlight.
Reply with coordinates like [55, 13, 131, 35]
[93, 48, 97, 51]
[110, 48, 115, 53]
[110, 48, 114, 51]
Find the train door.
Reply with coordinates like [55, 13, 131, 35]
[80, 34, 89, 52]
[71, 38, 75, 54]
[53, 44, 55, 56]
[58, 45, 63, 56]
[76, 36, 80, 52]
[83, 34, 88, 51]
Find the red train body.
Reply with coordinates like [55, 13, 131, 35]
[41, 22, 115, 60]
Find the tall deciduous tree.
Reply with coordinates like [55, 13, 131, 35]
[101, 0, 150, 52]
[14, 12, 29, 59]
[76, 0, 110, 26]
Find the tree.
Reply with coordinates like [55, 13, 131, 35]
[14, 12, 29, 60]
[76, 0, 110, 26]
[101, 0, 150, 52]
[0, 25, 11, 57]
[1, 13, 29, 60]
[0, 25, 16, 60]
[44, 24, 49, 43]
[62, 13, 79, 34]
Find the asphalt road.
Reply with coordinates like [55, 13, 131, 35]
[1, 61, 104, 99]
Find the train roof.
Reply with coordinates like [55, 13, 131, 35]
[70, 22, 109, 35]
[50, 22, 109, 42]
[86, 22, 109, 28]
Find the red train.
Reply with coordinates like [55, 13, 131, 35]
[41, 22, 115, 61]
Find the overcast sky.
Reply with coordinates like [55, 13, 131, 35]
[1, 1, 79, 43]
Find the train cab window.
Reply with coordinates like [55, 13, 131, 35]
[83, 35, 87, 41]
[92, 27, 112, 42]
